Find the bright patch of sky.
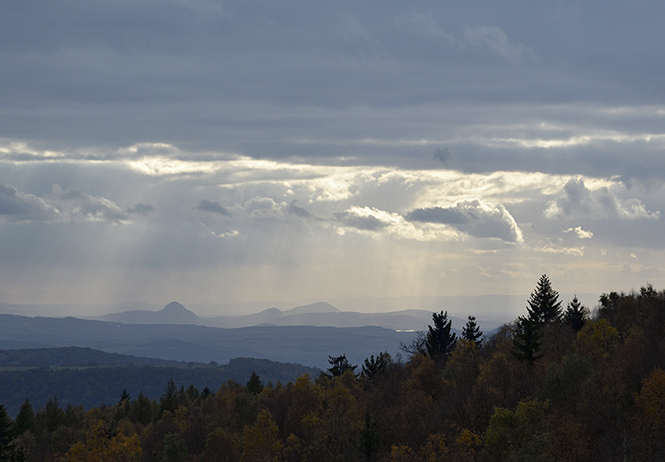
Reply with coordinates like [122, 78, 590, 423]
[0, 0, 663, 310]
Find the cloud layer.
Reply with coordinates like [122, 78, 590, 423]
[0, 0, 663, 306]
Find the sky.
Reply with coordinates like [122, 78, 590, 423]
[1, 0, 664, 312]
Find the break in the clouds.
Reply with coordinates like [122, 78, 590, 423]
[0, 0, 664, 306]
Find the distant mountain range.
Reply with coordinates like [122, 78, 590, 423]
[0, 300, 514, 370]
[0, 311, 418, 369]
[80, 300, 503, 332]
[93, 301, 200, 325]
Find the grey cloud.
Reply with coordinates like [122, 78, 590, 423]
[545, 178, 660, 220]
[335, 211, 388, 232]
[433, 147, 452, 165]
[0, 183, 56, 221]
[196, 199, 231, 216]
[48, 185, 128, 223]
[406, 200, 523, 243]
[128, 203, 155, 216]
[0, 182, 130, 224]
[287, 200, 311, 218]
[463, 26, 536, 64]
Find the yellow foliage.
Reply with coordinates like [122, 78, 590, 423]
[390, 444, 418, 462]
[456, 428, 482, 449]
[62, 419, 141, 462]
[575, 318, 619, 359]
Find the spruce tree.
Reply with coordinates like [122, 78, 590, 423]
[425, 310, 457, 362]
[563, 295, 588, 332]
[462, 315, 483, 346]
[512, 315, 544, 364]
[527, 274, 563, 323]
[246, 371, 264, 395]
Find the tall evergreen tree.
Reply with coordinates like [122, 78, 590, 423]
[512, 315, 544, 364]
[527, 274, 563, 323]
[246, 371, 264, 395]
[462, 315, 483, 346]
[563, 295, 588, 332]
[425, 310, 457, 362]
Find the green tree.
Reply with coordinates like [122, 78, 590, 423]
[159, 379, 178, 416]
[527, 274, 563, 323]
[14, 399, 35, 436]
[425, 310, 457, 363]
[359, 411, 380, 461]
[327, 355, 357, 377]
[462, 315, 483, 346]
[0, 404, 15, 461]
[361, 352, 391, 379]
[512, 315, 544, 364]
[246, 371, 264, 395]
[563, 295, 588, 332]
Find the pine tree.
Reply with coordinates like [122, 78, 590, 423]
[425, 310, 457, 362]
[462, 315, 483, 346]
[563, 295, 588, 332]
[527, 274, 563, 323]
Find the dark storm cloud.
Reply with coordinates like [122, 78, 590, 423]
[196, 199, 231, 216]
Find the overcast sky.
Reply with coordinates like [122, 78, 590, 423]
[1, 0, 664, 311]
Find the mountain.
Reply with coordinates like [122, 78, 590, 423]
[284, 301, 340, 315]
[96, 301, 200, 325]
[201, 301, 487, 332]
[0, 313, 416, 369]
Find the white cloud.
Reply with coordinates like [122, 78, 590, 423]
[545, 178, 660, 220]
[535, 245, 585, 257]
[335, 206, 460, 242]
[406, 199, 524, 243]
[564, 226, 594, 239]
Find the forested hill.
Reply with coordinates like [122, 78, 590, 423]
[0, 346, 186, 368]
[0, 349, 320, 417]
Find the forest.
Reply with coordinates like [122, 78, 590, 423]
[1, 276, 665, 461]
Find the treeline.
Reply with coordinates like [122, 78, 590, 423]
[1, 276, 665, 461]
[0, 358, 320, 418]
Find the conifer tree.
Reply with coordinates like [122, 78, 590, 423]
[563, 295, 588, 332]
[246, 371, 264, 395]
[0, 404, 15, 461]
[512, 315, 544, 364]
[462, 315, 483, 346]
[327, 355, 357, 377]
[527, 274, 563, 323]
[425, 310, 457, 362]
